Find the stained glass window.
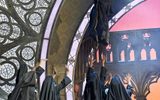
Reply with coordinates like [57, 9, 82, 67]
[120, 50, 125, 62]
[150, 48, 156, 60]
[0, 0, 55, 98]
[130, 49, 135, 61]
[141, 49, 147, 60]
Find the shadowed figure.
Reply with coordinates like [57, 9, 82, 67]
[15, 63, 28, 86]
[8, 71, 38, 100]
[84, 53, 101, 100]
[88, 0, 111, 46]
[8, 63, 44, 100]
[106, 75, 131, 100]
[40, 66, 71, 100]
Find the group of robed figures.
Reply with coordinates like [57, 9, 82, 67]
[8, 61, 71, 100]
[7, 0, 137, 99]
[83, 52, 135, 100]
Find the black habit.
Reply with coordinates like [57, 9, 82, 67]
[15, 63, 28, 85]
[8, 71, 38, 100]
[84, 67, 101, 100]
[40, 75, 71, 100]
[99, 67, 108, 100]
[106, 75, 131, 100]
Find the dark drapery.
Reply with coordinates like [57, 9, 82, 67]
[40, 76, 71, 100]
[8, 71, 38, 100]
[87, 0, 111, 46]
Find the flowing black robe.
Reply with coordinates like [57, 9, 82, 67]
[106, 75, 131, 100]
[84, 67, 101, 100]
[40, 75, 71, 100]
[87, 0, 133, 45]
[89, 0, 111, 45]
[99, 67, 108, 100]
[100, 67, 107, 85]
[8, 71, 38, 100]
[15, 63, 28, 85]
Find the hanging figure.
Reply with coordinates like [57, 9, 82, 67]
[40, 65, 71, 100]
[88, 0, 111, 47]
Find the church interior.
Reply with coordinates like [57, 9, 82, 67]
[0, 0, 160, 100]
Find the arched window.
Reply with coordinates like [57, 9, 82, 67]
[120, 50, 125, 61]
[150, 48, 157, 60]
[104, 51, 113, 63]
[96, 49, 99, 63]
[106, 44, 112, 62]
[110, 52, 113, 62]
[130, 49, 135, 61]
[141, 49, 147, 60]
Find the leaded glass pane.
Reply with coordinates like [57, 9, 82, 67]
[0, 0, 7, 9]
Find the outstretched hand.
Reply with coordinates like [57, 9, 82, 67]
[123, 73, 132, 85]
[65, 66, 69, 74]
[126, 73, 132, 84]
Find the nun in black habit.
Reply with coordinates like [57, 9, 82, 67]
[15, 63, 28, 86]
[83, 53, 101, 100]
[8, 65, 44, 100]
[40, 66, 71, 100]
[106, 75, 131, 100]
[84, 65, 101, 100]
[99, 53, 109, 100]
